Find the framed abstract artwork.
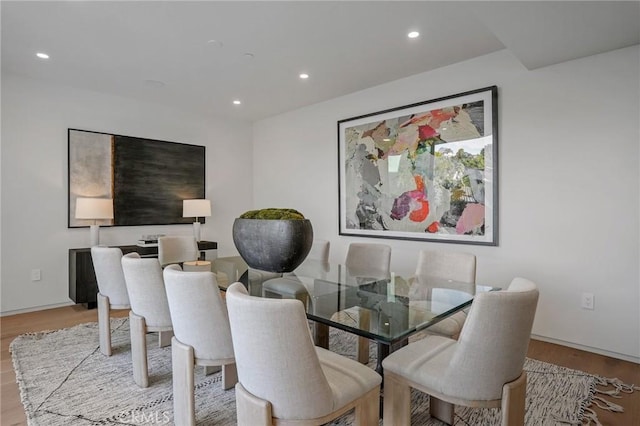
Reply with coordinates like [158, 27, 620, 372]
[68, 129, 205, 228]
[338, 86, 498, 245]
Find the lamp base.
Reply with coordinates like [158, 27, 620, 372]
[192, 221, 201, 242]
[89, 224, 100, 247]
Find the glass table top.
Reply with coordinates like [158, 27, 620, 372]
[234, 259, 495, 346]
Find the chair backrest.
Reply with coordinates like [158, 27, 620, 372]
[212, 256, 248, 283]
[91, 247, 130, 307]
[121, 253, 172, 328]
[308, 239, 330, 263]
[345, 242, 391, 278]
[414, 250, 476, 284]
[443, 277, 539, 400]
[410, 250, 477, 300]
[163, 265, 234, 362]
[157, 236, 199, 267]
[226, 282, 334, 419]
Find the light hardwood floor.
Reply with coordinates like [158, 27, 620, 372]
[1, 305, 638, 425]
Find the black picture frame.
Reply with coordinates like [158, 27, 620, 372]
[337, 86, 498, 245]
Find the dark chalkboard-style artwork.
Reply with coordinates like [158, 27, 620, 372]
[68, 129, 205, 228]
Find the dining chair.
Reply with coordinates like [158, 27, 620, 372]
[157, 235, 199, 267]
[261, 239, 331, 307]
[345, 242, 391, 364]
[226, 282, 382, 426]
[121, 252, 173, 387]
[410, 250, 476, 339]
[163, 265, 237, 426]
[91, 246, 130, 356]
[211, 255, 280, 294]
[382, 277, 539, 426]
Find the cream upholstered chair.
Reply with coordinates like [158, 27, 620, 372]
[91, 247, 130, 356]
[226, 282, 381, 426]
[212, 255, 248, 287]
[121, 253, 173, 388]
[410, 250, 476, 339]
[163, 265, 237, 426]
[211, 255, 279, 294]
[261, 239, 331, 306]
[157, 235, 199, 267]
[345, 242, 391, 364]
[382, 277, 539, 426]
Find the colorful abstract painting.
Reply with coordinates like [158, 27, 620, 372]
[338, 86, 498, 245]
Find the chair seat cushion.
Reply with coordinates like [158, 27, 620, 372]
[426, 311, 467, 337]
[382, 335, 456, 395]
[262, 277, 308, 297]
[316, 346, 382, 411]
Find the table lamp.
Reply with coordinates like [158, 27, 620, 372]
[183, 199, 211, 241]
[75, 197, 114, 246]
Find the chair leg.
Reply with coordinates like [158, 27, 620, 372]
[129, 312, 149, 388]
[235, 382, 272, 426]
[158, 330, 173, 348]
[172, 338, 195, 426]
[204, 365, 221, 375]
[501, 372, 527, 426]
[97, 293, 111, 356]
[383, 372, 411, 426]
[354, 387, 380, 426]
[357, 308, 370, 364]
[222, 363, 238, 390]
[430, 396, 454, 425]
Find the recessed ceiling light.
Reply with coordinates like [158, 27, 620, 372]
[206, 40, 223, 48]
[233, 100, 241, 105]
[299, 73, 309, 79]
[144, 79, 165, 88]
[36, 52, 49, 59]
[407, 31, 420, 39]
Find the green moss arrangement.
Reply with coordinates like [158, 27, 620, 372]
[239, 208, 305, 220]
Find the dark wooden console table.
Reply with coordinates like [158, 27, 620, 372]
[69, 241, 217, 309]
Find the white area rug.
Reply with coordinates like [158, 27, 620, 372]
[10, 318, 633, 425]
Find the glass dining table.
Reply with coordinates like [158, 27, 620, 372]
[226, 258, 495, 375]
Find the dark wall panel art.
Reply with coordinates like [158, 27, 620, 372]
[68, 129, 205, 228]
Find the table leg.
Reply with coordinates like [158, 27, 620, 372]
[314, 322, 329, 349]
[376, 338, 408, 377]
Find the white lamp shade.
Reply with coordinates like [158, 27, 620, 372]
[75, 198, 114, 220]
[183, 199, 211, 218]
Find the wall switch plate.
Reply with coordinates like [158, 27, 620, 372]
[31, 269, 41, 281]
[581, 292, 594, 310]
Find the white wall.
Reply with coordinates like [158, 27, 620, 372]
[1, 74, 253, 313]
[252, 47, 640, 361]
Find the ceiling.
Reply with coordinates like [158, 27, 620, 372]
[2, 1, 639, 122]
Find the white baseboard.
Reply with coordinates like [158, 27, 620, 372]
[0, 301, 76, 317]
[531, 333, 639, 364]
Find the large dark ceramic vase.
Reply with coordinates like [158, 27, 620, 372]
[232, 218, 313, 273]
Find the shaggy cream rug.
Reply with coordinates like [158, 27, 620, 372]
[10, 318, 634, 425]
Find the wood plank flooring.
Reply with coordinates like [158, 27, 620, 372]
[1, 305, 638, 425]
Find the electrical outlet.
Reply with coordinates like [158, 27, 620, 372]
[31, 269, 41, 281]
[581, 292, 594, 310]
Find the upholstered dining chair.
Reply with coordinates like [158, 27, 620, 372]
[157, 235, 199, 267]
[345, 242, 392, 364]
[226, 282, 382, 426]
[121, 252, 173, 388]
[410, 250, 476, 339]
[210, 255, 280, 294]
[163, 265, 237, 426]
[91, 246, 130, 356]
[382, 277, 539, 426]
[261, 239, 331, 306]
